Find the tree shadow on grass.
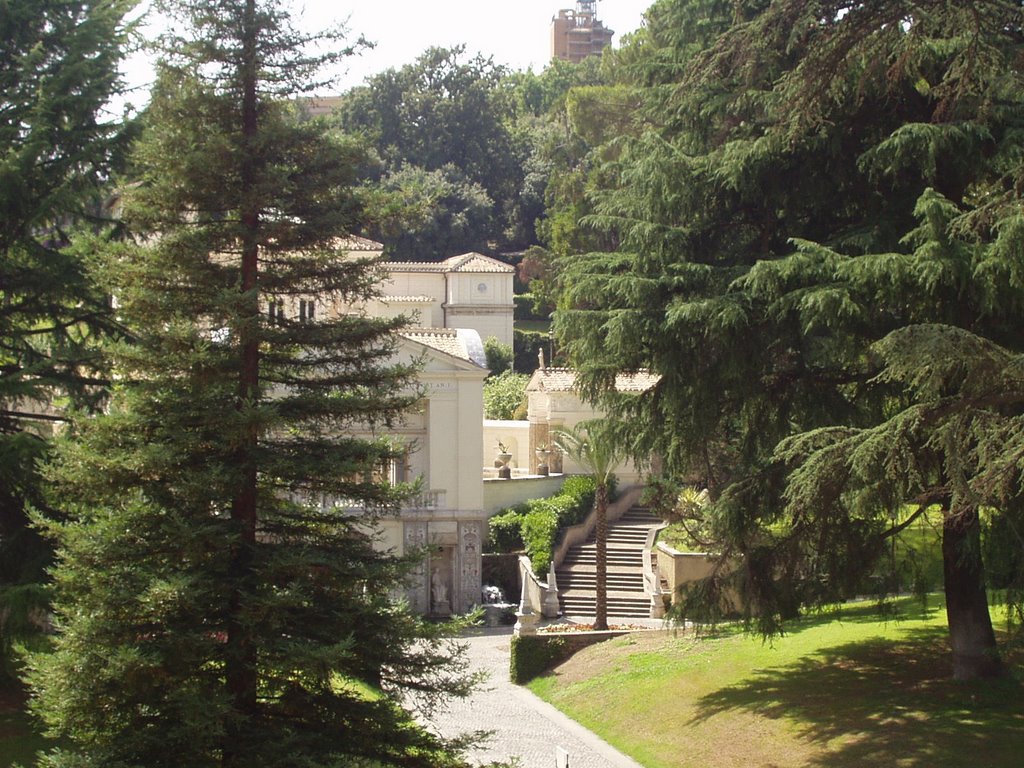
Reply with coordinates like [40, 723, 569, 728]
[689, 596, 944, 642]
[693, 627, 1024, 768]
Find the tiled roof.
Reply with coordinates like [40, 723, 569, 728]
[383, 261, 449, 273]
[527, 367, 660, 393]
[382, 252, 514, 274]
[380, 295, 435, 303]
[401, 328, 472, 362]
[336, 235, 384, 252]
[444, 252, 515, 273]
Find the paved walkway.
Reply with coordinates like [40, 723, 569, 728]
[421, 627, 646, 768]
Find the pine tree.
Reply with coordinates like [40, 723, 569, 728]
[0, 0, 136, 685]
[555, 0, 1024, 679]
[29, 1, 478, 765]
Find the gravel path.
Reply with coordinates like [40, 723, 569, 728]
[421, 627, 646, 768]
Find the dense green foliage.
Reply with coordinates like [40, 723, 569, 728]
[513, 327, 549, 373]
[339, 47, 522, 255]
[482, 336, 513, 376]
[485, 476, 608, 577]
[0, 0, 136, 685]
[340, 47, 624, 261]
[482, 370, 527, 420]
[553, 0, 1024, 678]
[27, 2, 477, 765]
[359, 163, 494, 261]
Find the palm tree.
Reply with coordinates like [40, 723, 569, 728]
[553, 420, 624, 631]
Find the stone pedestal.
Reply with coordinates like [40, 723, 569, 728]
[514, 610, 539, 636]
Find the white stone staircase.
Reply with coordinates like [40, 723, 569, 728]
[555, 506, 662, 619]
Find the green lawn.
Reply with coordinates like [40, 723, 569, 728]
[528, 599, 1023, 768]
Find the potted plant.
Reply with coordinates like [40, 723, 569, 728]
[495, 440, 513, 465]
[495, 440, 513, 478]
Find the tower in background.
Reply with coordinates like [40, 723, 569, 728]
[550, 1, 614, 63]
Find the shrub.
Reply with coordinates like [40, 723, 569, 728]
[519, 502, 560, 575]
[483, 335, 513, 375]
[514, 294, 540, 321]
[558, 475, 598, 514]
[514, 328, 548, 373]
[483, 370, 528, 420]
[510, 634, 568, 684]
[485, 475, 620, 577]
[487, 505, 528, 553]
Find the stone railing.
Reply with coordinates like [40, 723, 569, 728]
[408, 489, 445, 509]
[654, 542, 741, 613]
[549, 484, 646, 573]
[514, 554, 561, 635]
[642, 522, 670, 618]
[310, 488, 446, 514]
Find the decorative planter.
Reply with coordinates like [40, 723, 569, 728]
[535, 449, 550, 477]
[496, 452, 513, 479]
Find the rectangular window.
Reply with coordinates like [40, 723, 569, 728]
[389, 450, 410, 485]
[299, 299, 315, 323]
[268, 298, 284, 325]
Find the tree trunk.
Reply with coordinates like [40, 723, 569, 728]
[942, 506, 1004, 680]
[225, 1, 261, 763]
[594, 482, 608, 631]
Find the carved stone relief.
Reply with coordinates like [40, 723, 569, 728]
[404, 521, 428, 614]
[459, 521, 482, 612]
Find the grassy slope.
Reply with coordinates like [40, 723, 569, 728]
[528, 599, 1023, 768]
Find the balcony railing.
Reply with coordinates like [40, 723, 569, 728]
[304, 489, 446, 514]
[407, 489, 445, 509]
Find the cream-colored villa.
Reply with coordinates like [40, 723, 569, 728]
[329, 236, 515, 348]
[282, 238, 696, 621]
[276, 238, 513, 615]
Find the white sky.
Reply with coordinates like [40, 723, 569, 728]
[120, 1, 652, 104]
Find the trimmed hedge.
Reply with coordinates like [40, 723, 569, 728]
[510, 630, 636, 684]
[521, 506, 560, 575]
[513, 328, 547, 374]
[510, 634, 569, 684]
[486, 476, 618, 577]
[487, 505, 528, 552]
[513, 294, 541, 320]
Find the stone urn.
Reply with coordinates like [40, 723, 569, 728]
[535, 447, 550, 476]
[495, 445, 513, 479]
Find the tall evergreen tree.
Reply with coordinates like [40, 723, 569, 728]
[0, 0, 136, 684]
[29, 1, 478, 765]
[556, 0, 1024, 680]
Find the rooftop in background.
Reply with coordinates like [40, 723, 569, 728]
[401, 328, 487, 367]
[527, 366, 660, 393]
[384, 253, 515, 274]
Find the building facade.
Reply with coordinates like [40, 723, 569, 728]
[550, 1, 615, 63]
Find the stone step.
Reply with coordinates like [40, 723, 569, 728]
[563, 556, 642, 567]
[565, 549, 642, 560]
[561, 600, 650, 609]
[560, 600, 651, 618]
[567, 544, 645, 555]
[557, 578, 643, 591]
[555, 563, 642, 575]
[556, 503, 662, 620]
